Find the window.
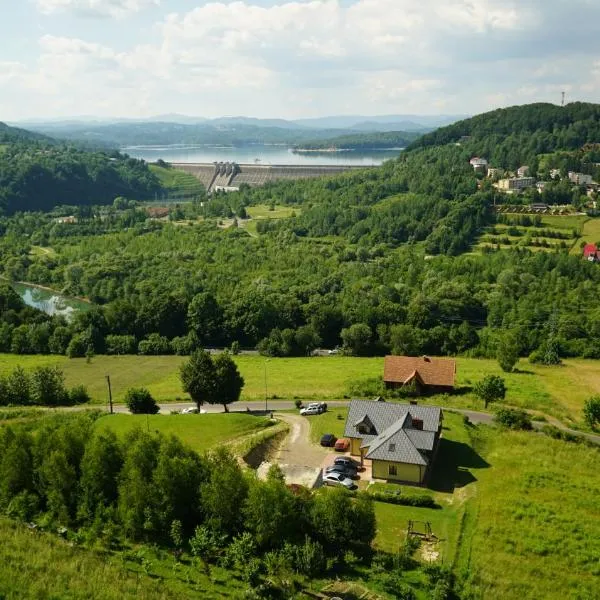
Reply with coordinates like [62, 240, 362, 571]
[388, 464, 397, 476]
[388, 443, 396, 452]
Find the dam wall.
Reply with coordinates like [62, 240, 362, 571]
[170, 161, 374, 193]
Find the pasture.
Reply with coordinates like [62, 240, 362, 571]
[0, 354, 599, 425]
[95, 412, 275, 454]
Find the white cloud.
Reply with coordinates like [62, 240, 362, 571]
[5, 0, 600, 119]
[36, 0, 160, 19]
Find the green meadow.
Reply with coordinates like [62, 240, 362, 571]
[0, 354, 597, 426]
[309, 409, 600, 599]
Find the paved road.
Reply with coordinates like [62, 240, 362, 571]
[89, 400, 600, 447]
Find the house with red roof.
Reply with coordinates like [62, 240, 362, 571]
[383, 355, 456, 395]
[583, 243, 600, 262]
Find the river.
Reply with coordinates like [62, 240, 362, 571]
[13, 282, 90, 320]
[122, 144, 401, 166]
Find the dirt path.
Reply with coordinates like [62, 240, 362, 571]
[273, 413, 328, 468]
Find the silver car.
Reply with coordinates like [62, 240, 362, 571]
[322, 471, 357, 490]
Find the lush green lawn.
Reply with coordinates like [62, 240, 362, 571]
[95, 412, 273, 453]
[0, 354, 598, 425]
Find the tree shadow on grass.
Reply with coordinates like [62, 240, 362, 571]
[427, 438, 489, 493]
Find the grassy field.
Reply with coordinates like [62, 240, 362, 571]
[0, 354, 599, 426]
[309, 407, 600, 599]
[149, 165, 205, 197]
[570, 216, 600, 254]
[95, 412, 274, 453]
[0, 517, 248, 599]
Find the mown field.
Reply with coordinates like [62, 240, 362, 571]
[0, 354, 598, 426]
[308, 409, 600, 599]
[95, 412, 275, 454]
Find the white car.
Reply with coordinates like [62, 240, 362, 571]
[322, 472, 357, 490]
[182, 407, 206, 414]
[300, 406, 320, 416]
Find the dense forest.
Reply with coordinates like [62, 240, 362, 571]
[408, 102, 600, 170]
[293, 130, 422, 151]
[0, 141, 161, 214]
[1, 103, 600, 361]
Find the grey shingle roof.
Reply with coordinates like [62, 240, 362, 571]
[343, 399, 442, 467]
[343, 400, 441, 439]
[365, 427, 428, 465]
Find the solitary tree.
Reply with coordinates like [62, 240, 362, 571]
[583, 395, 600, 429]
[473, 375, 506, 409]
[180, 349, 217, 412]
[212, 352, 244, 412]
[497, 331, 519, 373]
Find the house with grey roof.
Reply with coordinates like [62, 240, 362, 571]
[343, 399, 443, 484]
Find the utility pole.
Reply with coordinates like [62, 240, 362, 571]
[264, 359, 269, 413]
[105, 374, 113, 414]
[561, 91, 565, 107]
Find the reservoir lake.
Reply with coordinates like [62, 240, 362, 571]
[122, 144, 401, 166]
[13, 282, 90, 320]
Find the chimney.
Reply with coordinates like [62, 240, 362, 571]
[410, 400, 418, 406]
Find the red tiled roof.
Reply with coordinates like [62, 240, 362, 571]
[383, 355, 456, 388]
[584, 243, 598, 257]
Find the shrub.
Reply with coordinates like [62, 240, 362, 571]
[494, 408, 533, 430]
[138, 334, 173, 356]
[583, 395, 600, 428]
[368, 490, 438, 508]
[68, 385, 91, 405]
[105, 335, 137, 355]
[540, 425, 579, 443]
[124, 388, 159, 414]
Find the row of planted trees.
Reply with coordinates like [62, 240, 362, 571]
[0, 412, 376, 589]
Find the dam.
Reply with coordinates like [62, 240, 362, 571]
[171, 161, 376, 193]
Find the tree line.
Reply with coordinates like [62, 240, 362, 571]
[0, 412, 376, 589]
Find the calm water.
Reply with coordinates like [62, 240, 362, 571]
[13, 283, 90, 320]
[122, 144, 401, 166]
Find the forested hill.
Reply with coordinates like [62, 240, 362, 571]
[0, 121, 54, 144]
[293, 130, 423, 151]
[0, 137, 161, 214]
[406, 102, 600, 169]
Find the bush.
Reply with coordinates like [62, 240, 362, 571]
[68, 385, 91, 405]
[494, 408, 532, 430]
[368, 490, 438, 508]
[124, 387, 159, 414]
[583, 395, 600, 428]
[105, 335, 137, 355]
[540, 425, 579, 443]
[138, 334, 173, 356]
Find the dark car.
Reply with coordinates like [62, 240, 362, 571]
[334, 456, 361, 470]
[320, 433, 337, 447]
[325, 464, 359, 479]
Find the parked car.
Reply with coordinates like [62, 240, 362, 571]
[328, 348, 340, 355]
[300, 406, 320, 416]
[320, 433, 337, 447]
[322, 472, 357, 490]
[307, 402, 327, 413]
[325, 464, 358, 479]
[334, 456, 361, 470]
[334, 438, 350, 452]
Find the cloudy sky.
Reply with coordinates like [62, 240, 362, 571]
[1, 0, 599, 121]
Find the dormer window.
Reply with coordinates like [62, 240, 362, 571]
[355, 414, 377, 436]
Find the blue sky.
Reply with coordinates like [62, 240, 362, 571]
[1, 0, 599, 121]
